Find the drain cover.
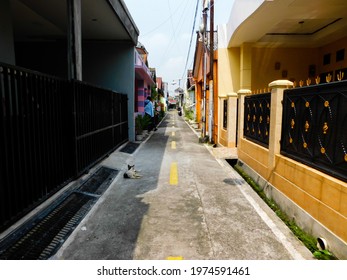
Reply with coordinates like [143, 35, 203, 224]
[0, 193, 95, 260]
[0, 166, 118, 259]
[78, 166, 119, 195]
[119, 142, 140, 154]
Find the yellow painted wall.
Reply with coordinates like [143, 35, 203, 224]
[218, 38, 347, 95]
[218, 47, 240, 95]
[238, 138, 347, 243]
[217, 47, 240, 147]
[238, 138, 269, 179]
[318, 36, 347, 76]
[271, 155, 347, 242]
[251, 36, 347, 91]
[252, 47, 319, 90]
[219, 127, 228, 147]
[240, 43, 253, 89]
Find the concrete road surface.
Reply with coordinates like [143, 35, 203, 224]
[54, 111, 313, 260]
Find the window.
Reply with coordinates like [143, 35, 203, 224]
[336, 49, 345, 62]
[323, 53, 331, 65]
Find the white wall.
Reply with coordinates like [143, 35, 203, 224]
[226, 0, 263, 46]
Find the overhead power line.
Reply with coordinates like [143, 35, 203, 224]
[181, 0, 200, 81]
[141, 0, 187, 37]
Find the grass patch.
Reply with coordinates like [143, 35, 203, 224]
[233, 164, 337, 260]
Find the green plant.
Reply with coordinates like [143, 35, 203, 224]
[151, 85, 158, 101]
[233, 164, 338, 260]
[313, 250, 338, 260]
[142, 114, 151, 130]
[184, 106, 194, 121]
[135, 114, 144, 134]
[135, 114, 151, 135]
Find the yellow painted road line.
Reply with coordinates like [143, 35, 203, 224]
[172, 131, 175, 137]
[166, 256, 184, 260]
[170, 162, 178, 185]
[171, 141, 176, 149]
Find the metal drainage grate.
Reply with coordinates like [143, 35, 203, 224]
[0, 166, 118, 260]
[119, 142, 140, 154]
[78, 166, 118, 195]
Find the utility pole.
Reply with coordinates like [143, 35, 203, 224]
[201, 1, 208, 140]
[208, 0, 214, 143]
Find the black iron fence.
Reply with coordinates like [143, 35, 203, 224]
[72, 81, 128, 174]
[0, 63, 128, 231]
[281, 81, 347, 182]
[244, 93, 271, 147]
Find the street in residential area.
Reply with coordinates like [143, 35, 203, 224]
[54, 111, 312, 260]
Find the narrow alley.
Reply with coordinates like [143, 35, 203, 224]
[54, 111, 312, 260]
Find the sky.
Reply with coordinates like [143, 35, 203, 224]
[123, 0, 234, 94]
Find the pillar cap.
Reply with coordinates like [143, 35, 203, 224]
[269, 80, 294, 88]
[218, 93, 227, 98]
[237, 89, 252, 96]
[227, 92, 238, 97]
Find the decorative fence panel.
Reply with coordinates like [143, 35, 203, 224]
[0, 63, 128, 231]
[244, 93, 271, 147]
[281, 81, 347, 182]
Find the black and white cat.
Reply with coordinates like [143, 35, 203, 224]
[123, 164, 142, 179]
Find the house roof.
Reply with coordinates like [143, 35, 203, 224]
[167, 96, 177, 104]
[11, 0, 139, 44]
[228, 0, 347, 48]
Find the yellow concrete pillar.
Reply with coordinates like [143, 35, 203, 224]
[217, 93, 227, 146]
[268, 80, 293, 171]
[227, 92, 238, 147]
[237, 89, 252, 149]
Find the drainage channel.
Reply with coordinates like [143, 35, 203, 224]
[0, 166, 118, 260]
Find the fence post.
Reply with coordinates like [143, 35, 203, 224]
[226, 92, 238, 147]
[268, 80, 293, 171]
[237, 89, 252, 147]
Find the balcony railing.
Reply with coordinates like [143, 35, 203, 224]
[0, 62, 128, 231]
[281, 81, 347, 182]
[135, 51, 154, 82]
